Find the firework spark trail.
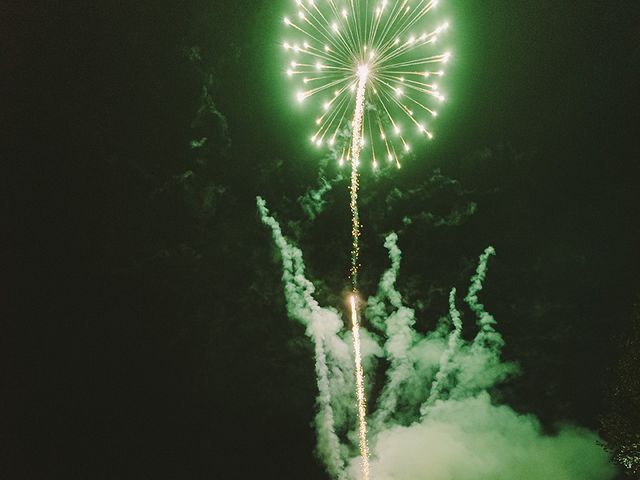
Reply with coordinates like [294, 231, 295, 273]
[280, 4, 453, 478]
[348, 66, 371, 480]
[349, 66, 368, 290]
[350, 295, 370, 480]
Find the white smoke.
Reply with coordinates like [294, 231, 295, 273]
[357, 393, 614, 480]
[258, 197, 617, 480]
[258, 197, 350, 478]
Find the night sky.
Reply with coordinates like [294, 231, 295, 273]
[5, 0, 639, 478]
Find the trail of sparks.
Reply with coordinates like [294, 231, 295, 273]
[280, 3, 453, 478]
[350, 66, 368, 291]
[283, 5, 451, 477]
[350, 295, 370, 480]
[348, 67, 370, 480]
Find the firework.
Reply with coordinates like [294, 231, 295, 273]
[283, 0, 450, 169]
[280, 3, 452, 478]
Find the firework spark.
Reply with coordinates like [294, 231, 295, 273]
[350, 294, 370, 479]
[283, 0, 450, 169]
[349, 65, 367, 290]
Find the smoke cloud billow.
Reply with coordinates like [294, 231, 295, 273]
[258, 197, 351, 479]
[364, 393, 614, 480]
[298, 173, 344, 221]
[257, 197, 617, 480]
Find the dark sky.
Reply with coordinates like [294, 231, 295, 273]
[5, 0, 639, 478]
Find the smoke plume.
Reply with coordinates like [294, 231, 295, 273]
[257, 197, 616, 480]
